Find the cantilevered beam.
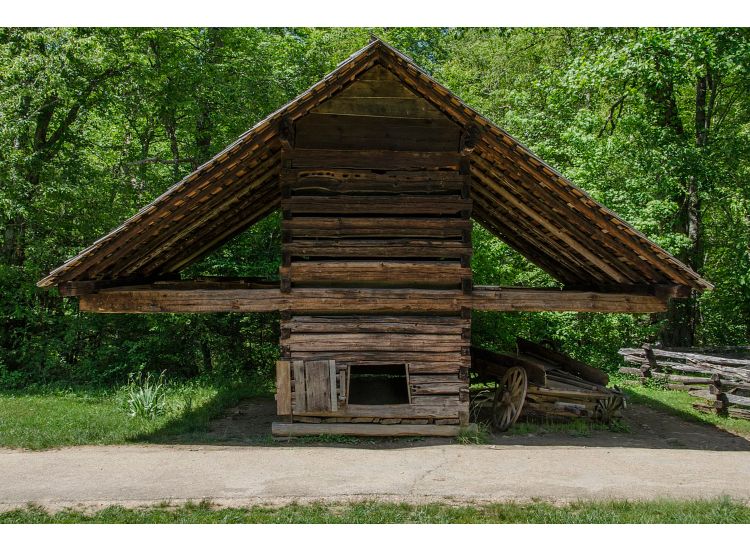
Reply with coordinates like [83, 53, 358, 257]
[77, 283, 670, 314]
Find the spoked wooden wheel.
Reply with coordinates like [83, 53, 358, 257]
[594, 393, 624, 424]
[491, 366, 528, 431]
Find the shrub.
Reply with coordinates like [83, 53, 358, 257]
[125, 371, 167, 419]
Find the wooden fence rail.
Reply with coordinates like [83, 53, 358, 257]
[618, 344, 750, 420]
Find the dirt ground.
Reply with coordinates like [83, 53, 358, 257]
[203, 396, 750, 451]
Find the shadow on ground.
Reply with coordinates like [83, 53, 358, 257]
[139, 387, 750, 451]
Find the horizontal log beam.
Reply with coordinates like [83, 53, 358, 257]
[471, 286, 668, 313]
[78, 283, 669, 314]
[271, 422, 468, 437]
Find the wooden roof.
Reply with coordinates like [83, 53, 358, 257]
[38, 39, 712, 292]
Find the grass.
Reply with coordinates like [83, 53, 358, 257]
[1, 498, 749, 523]
[0, 377, 272, 450]
[613, 374, 750, 438]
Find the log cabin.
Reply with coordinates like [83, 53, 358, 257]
[38, 39, 712, 437]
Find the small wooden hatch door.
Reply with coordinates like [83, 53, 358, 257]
[293, 359, 338, 414]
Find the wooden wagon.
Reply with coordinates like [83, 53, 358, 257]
[471, 339, 625, 431]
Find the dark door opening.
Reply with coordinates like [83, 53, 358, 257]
[347, 364, 410, 405]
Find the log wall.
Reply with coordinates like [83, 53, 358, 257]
[277, 64, 470, 426]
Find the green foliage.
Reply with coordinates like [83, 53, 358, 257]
[2, 497, 750, 524]
[124, 370, 167, 419]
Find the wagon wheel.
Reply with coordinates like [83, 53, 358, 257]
[491, 366, 528, 431]
[594, 394, 624, 424]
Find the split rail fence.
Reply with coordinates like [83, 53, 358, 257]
[618, 344, 750, 420]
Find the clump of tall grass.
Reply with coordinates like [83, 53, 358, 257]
[125, 371, 167, 419]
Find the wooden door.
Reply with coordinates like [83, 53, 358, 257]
[293, 359, 338, 414]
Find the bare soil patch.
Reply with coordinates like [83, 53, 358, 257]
[199, 396, 750, 451]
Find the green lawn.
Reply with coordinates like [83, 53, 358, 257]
[613, 375, 750, 438]
[0, 379, 271, 450]
[2, 498, 749, 523]
[2, 373, 749, 450]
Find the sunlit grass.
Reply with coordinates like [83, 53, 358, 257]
[2, 497, 749, 524]
[0, 377, 272, 450]
[612, 374, 750, 437]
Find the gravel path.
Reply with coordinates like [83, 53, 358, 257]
[2, 442, 749, 510]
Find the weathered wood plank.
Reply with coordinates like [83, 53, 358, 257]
[304, 360, 331, 412]
[295, 403, 461, 419]
[284, 240, 471, 260]
[517, 337, 609, 386]
[291, 149, 461, 170]
[287, 171, 464, 195]
[271, 422, 467, 437]
[282, 196, 471, 216]
[337, 78, 417, 98]
[289, 352, 466, 363]
[292, 360, 306, 413]
[285, 315, 468, 335]
[282, 261, 469, 287]
[282, 217, 470, 239]
[311, 97, 446, 119]
[472, 286, 668, 313]
[79, 286, 669, 314]
[275, 360, 292, 416]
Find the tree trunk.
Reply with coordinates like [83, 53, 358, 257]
[660, 71, 711, 347]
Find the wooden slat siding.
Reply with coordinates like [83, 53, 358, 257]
[287, 170, 465, 195]
[281, 196, 471, 216]
[294, 113, 461, 152]
[337, 78, 419, 99]
[472, 167, 629, 284]
[311, 97, 446, 119]
[474, 140, 698, 286]
[286, 315, 469, 334]
[472, 183, 609, 284]
[290, 149, 461, 171]
[64, 151, 281, 282]
[472, 206, 586, 285]
[120, 174, 281, 277]
[161, 192, 281, 274]
[285, 241, 470, 261]
[275, 360, 292, 415]
[473, 154, 662, 284]
[292, 360, 306, 413]
[284, 334, 465, 353]
[303, 360, 331, 412]
[117, 173, 280, 277]
[79, 286, 669, 313]
[281, 262, 470, 287]
[288, 352, 466, 363]
[329, 360, 338, 411]
[410, 382, 464, 395]
[409, 374, 461, 384]
[284, 217, 470, 239]
[289, 404, 460, 419]
[271, 422, 465, 437]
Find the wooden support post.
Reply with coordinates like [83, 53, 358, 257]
[640, 343, 657, 381]
[710, 374, 729, 417]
